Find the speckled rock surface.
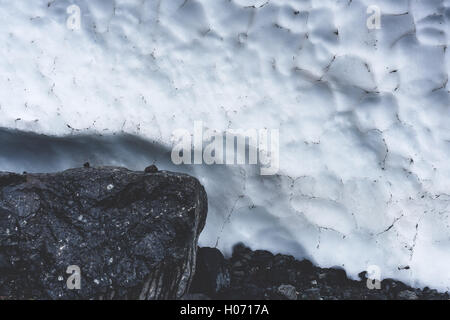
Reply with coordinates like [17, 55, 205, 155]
[0, 166, 207, 300]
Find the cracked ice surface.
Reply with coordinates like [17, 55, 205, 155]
[0, 0, 449, 290]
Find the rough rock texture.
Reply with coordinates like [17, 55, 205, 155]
[189, 244, 450, 300]
[189, 247, 230, 297]
[0, 167, 207, 300]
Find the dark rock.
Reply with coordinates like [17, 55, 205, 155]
[397, 290, 419, 300]
[252, 250, 274, 267]
[381, 278, 408, 299]
[181, 293, 211, 300]
[231, 242, 253, 260]
[303, 288, 321, 300]
[220, 284, 268, 300]
[83, 162, 90, 168]
[322, 268, 348, 286]
[358, 271, 367, 281]
[144, 165, 158, 173]
[0, 167, 207, 300]
[296, 259, 315, 275]
[232, 270, 245, 277]
[189, 244, 450, 300]
[189, 247, 230, 297]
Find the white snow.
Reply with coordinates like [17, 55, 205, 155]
[0, 0, 449, 291]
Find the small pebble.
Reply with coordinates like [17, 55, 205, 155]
[145, 165, 158, 173]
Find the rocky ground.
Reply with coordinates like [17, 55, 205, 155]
[188, 244, 449, 300]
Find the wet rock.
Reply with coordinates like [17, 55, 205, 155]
[0, 167, 207, 300]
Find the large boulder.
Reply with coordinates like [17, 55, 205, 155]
[0, 166, 207, 300]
